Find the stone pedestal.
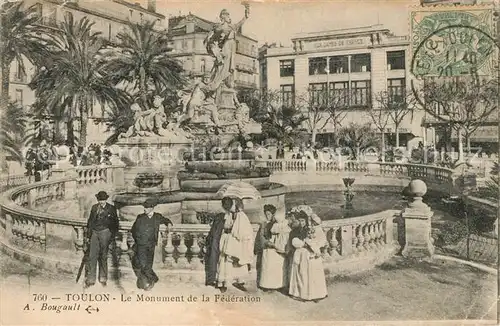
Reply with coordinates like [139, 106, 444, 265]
[401, 179, 434, 259]
[217, 89, 237, 109]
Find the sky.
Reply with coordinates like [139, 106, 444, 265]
[146, 0, 419, 46]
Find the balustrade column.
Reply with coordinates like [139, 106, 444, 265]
[190, 234, 202, 267]
[74, 227, 85, 253]
[118, 231, 131, 266]
[176, 233, 189, 267]
[328, 227, 340, 258]
[163, 232, 175, 267]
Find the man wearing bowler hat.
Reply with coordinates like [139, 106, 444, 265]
[131, 198, 173, 291]
[85, 191, 119, 288]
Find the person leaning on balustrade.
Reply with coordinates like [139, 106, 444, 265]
[131, 198, 173, 291]
[85, 191, 119, 288]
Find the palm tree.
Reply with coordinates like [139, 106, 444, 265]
[0, 1, 52, 109]
[338, 123, 379, 160]
[103, 20, 184, 107]
[260, 90, 306, 147]
[30, 15, 130, 147]
[1, 102, 27, 169]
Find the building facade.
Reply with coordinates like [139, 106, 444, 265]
[259, 25, 424, 147]
[167, 14, 259, 90]
[10, 0, 164, 144]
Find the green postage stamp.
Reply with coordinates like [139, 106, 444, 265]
[411, 7, 497, 78]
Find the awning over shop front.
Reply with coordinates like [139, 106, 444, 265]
[450, 126, 499, 143]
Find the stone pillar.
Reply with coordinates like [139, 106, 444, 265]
[306, 158, 317, 173]
[339, 225, 354, 256]
[110, 163, 126, 191]
[64, 168, 79, 200]
[401, 179, 434, 259]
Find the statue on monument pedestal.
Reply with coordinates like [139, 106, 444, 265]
[176, 3, 251, 133]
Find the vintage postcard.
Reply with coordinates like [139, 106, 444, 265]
[0, 0, 498, 325]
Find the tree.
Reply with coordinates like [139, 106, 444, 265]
[366, 100, 391, 161]
[0, 1, 53, 110]
[337, 123, 379, 160]
[1, 102, 27, 169]
[421, 76, 498, 159]
[30, 15, 130, 147]
[103, 20, 184, 107]
[303, 89, 347, 146]
[259, 90, 307, 147]
[375, 90, 416, 148]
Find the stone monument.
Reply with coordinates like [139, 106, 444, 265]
[175, 3, 261, 139]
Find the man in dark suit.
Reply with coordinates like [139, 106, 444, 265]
[85, 190, 119, 288]
[131, 198, 173, 291]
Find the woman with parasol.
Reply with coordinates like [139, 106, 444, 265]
[204, 182, 258, 292]
[288, 207, 328, 302]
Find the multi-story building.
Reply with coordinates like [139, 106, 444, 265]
[167, 13, 259, 90]
[259, 24, 423, 147]
[10, 0, 164, 144]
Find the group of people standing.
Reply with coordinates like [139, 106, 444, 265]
[83, 190, 328, 302]
[205, 199, 328, 302]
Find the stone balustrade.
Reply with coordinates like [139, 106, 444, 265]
[0, 174, 30, 192]
[266, 159, 454, 187]
[0, 175, 398, 272]
[0, 160, 486, 274]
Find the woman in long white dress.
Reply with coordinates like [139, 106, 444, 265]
[216, 197, 254, 292]
[259, 205, 291, 291]
[289, 211, 328, 302]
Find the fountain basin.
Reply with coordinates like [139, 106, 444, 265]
[179, 177, 271, 192]
[113, 183, 288, 224]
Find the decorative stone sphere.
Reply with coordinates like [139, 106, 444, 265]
[408, 179, 427, 197]
[56, 145, 70, 158]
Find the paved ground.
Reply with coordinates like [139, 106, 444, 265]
[0, 251, 496, 325]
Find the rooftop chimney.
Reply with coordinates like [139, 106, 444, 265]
[147, 0, 156, 12]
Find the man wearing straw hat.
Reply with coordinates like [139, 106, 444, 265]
[85, 191, 119, 288]
[131, 198, 173, 291]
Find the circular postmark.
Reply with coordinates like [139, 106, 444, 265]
[411, 11, 496, 78]
[410, 10, 499, 106]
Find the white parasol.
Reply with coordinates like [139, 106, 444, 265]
[216, 181, 262, 200]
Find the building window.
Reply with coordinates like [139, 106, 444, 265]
[108, 24, 112, 41]
[308, 57, 327, 75]
[64, 11, 73, 22]
[280, 84, 294, 107]
[330, 82, 349, 107]
[15, 61, 26, 82]
[200, 59, 206, 73]
[351, 54, 371, 73]
[351, 80, 370, 107]
[260, 63, 267, 80]
[280, 60, 294, 77]
[15, 89, 23, 105]
[387, 78, 406, 103]
[387, 50, 405, 70]
[309, 83, 327, 107]
[329, 56, 348, 74]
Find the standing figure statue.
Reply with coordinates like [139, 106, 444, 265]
[203, 3, 250, 95]
[176, 3, 250, 131]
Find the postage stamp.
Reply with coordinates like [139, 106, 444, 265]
[0, 0, 498, 325]
[410, 6, 497, 77]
